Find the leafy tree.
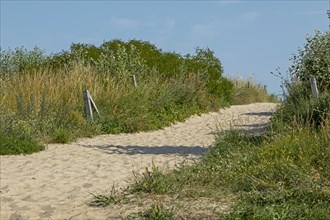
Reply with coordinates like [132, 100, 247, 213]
[0, 47, 46, 75]
[289, 30, 330, 91]
[70, 43, 102, 62]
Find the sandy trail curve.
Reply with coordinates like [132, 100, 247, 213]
[0, 103, 277, 219]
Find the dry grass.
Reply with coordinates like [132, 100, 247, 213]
[0, 62, 123, 113]
[231, 76, 278, 105]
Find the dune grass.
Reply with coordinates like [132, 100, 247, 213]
[0, 69, 274, 155]
[231, 76, 279, 105]
[0, 41, 276, 155]
[0, 63, 216, 151]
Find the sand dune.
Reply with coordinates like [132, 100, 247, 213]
[0, 103, 277, 219]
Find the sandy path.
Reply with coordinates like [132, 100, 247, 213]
[0, 103, 277, 219]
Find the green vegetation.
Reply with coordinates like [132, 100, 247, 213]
[90, 185, 122, 207]
[129, 163, 172, 194]
[231, 76, 279, 105]
[95, 31, 329, 219]
[288, 30, 330, 91]
[3, 30, 327, 218]
[0, 114, 45, 155]
[227, 125, 330, 219]
[126, 203, 174, 220]
[0, 126, 45, 155]
[0, 40, 231, 154]
[0, 39, 273, 155]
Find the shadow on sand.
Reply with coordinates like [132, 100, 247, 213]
[242, 111, 274, 117]
[79, 144, 208, 156]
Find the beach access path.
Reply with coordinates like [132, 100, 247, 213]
[0, 103, 277, 219]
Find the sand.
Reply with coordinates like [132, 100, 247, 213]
[0, 103, 277, 219]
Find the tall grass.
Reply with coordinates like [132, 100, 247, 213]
[231, 76, 279, 104]
[1, 40, 276, 155]
[0, 62, 102, 145]
[0, 41, 275, 155]
[0, 59, 227, 154]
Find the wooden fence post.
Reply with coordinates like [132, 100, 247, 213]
[309, 77, 319, 98]
[132, 75, 137, 87]
[83, 90, 100, 121]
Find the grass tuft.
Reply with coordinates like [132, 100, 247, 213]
[90, 185, 122, 207]
[126, 203, 174, 220]
[129, 163, 172, 194]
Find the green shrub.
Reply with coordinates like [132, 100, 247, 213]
[0, 132, 44, 155]
[0, 47, 46, 75]
[274, 83, 330, 128]
[48, 40, 234, 103]
[129, 163, 172, 194]
[275, 30, 330, 128]
[289, 30, 330, 91]
[52, 128, 72, 143]
[0, 114, 45, 155]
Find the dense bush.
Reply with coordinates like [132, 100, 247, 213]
[274, 83, 330, 128]
[289, 30, 330, 91]
[64, 40, 233, 100]
[275, 31, 330, 127]
[0, 40, 236, 154]
[0, 113, 45, 155]
[1, 40, 233, 100]
[0, 47, 46, 75]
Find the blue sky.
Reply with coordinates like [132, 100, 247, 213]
[1, 0, 329, 95]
